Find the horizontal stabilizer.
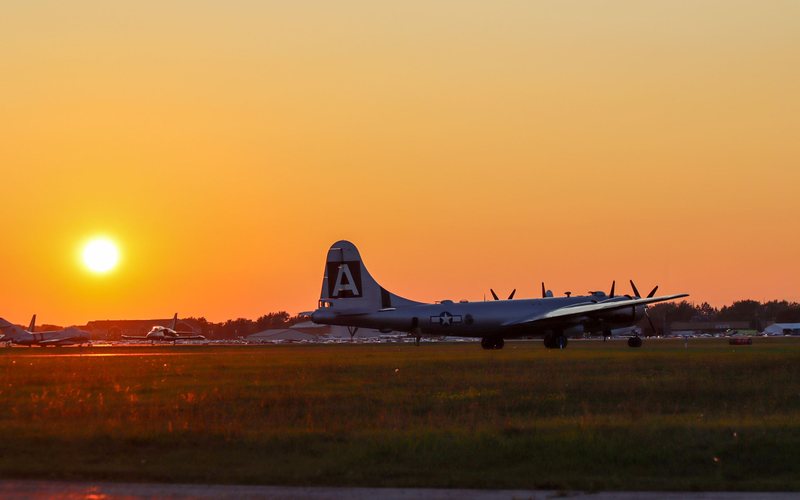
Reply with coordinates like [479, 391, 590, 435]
[327, 307, 374, 317]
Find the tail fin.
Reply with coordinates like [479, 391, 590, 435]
[28, 314, 36, 333]
[319, 240, 419, 313]
[0, 318, 29, 341]
[170, 313, 178, 331]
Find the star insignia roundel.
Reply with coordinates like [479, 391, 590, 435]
[430, 311, 462, 327]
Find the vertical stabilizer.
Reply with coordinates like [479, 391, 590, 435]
[28, 314, 36, 333]
[170, 313, 178, 331]
[0, 319, 31, 342]
[319, 240, 419, 313]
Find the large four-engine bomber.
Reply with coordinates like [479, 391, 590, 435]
[311, 240, 688, 349]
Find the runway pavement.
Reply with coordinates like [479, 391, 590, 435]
[0, 481, 797, 499]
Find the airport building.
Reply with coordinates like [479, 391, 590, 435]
[246, 322, 395, 343]
[762, 323, 800, 336]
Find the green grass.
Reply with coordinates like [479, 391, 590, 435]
[1, 338, 799, 490]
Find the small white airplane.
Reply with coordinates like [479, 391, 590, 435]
[310, 241, 688, 349]
[0, 315, 91, 347]
[121, 313, 205, 343]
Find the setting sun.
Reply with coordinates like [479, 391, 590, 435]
[82, 238, 120, 274]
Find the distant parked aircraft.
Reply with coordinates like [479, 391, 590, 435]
[121, 313, 205, 343]
[310, 240, 688, 349]
[0, 315, 91, 347]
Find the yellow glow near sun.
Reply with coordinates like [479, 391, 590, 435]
[82, 237, 120, 274]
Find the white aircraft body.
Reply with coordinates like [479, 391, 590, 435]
[310, 241, 688, 349]
[0, 314, 91, 347]
[121, 313, 205, 343]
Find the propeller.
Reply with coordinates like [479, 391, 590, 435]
[629, 280, 658, 299]
[490, 289, 516, 301]
[630, 280, 661, 336]
[644, 309, 658, 336]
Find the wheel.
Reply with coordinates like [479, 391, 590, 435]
[628, 336, 643, 348]
[557, 335, 568, 349]
[481, 337, 504, 350]
[543, 334, 557, 349]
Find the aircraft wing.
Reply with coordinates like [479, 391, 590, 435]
[176, 335, 206, 340]
[38, 338, 80, 346]
[503, 294, 689, 327]
[121, 335, 149, 340]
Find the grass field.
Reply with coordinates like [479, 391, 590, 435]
[1, 338, 799, 491]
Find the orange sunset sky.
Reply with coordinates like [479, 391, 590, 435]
[2, 1, 798, 326]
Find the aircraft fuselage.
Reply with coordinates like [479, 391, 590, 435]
[312, 296, 645, 338]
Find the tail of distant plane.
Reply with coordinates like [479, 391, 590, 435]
[28, 314, 36, 333]
[0, 318, 14, 340]
[0, 318, 30, 342]
[318, 240, 420, 314]
[170, 313, 178, 331]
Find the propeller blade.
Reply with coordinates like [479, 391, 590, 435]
[629, 280, 641, 298]
[507, 289, 516, 300]
[541, 282, 546, 298]
[647, 285, 659, 298]
[609, 280, 615, 298]
[645, 308, 658, 336]
[490, 289, 499, 301]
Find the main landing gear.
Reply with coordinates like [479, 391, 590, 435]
[543, 333, 568, 349]
[627, 336, 643, 348]
[481, 337, 504, 350]
[410, 326, 421, 346]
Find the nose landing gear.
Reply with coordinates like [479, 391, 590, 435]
[627, 336, 643, 348]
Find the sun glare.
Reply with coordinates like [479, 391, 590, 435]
[82, 237, 120, 274]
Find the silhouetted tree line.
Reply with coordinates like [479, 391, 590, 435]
[643, 300, 800, 333]
[183, 312, 306, 339]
